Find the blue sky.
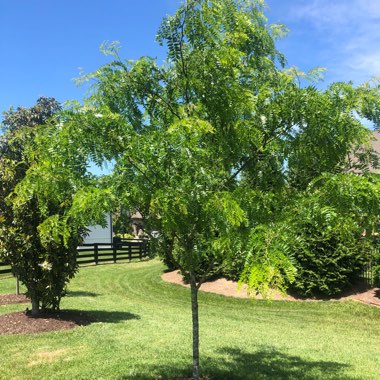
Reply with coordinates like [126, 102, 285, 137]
[1, 0, 379, 118]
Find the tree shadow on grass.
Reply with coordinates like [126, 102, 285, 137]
[58, 309, 140, 325]
[66, 291, 99, 298]
[80, 309, 140, 323]
[205, 347, 356, 380]
[121, 346, 356, 380]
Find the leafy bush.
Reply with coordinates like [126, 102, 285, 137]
[285, 174, 380, 296]
[287, 201, 370, 296]
[0, 98, 85, 315]
[149, 232, 178, 270]
[162, 174, 380, 297]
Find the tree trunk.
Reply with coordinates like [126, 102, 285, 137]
[31, 297, 39, 316]
[190, 272, 200, 380]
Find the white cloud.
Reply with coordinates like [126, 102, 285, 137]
[291, 0, 380, 29]
[357, 0, 380, 18]
[283, 0, 380, 84]
[348, 52, 380, 77]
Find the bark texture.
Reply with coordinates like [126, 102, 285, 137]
[31, 298, 39, 316]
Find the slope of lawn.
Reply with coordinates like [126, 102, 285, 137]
[0, 259, 379, 380]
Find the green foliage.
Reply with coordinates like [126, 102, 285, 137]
[17, 1, 380, 303]
[239, 224, 296, 298]
[112, 207, 134, 236]
[224, 173, 380, 297]
[284, 174, 380, 296]
[286, 83, 380, 190]
[0, 97, 84, 314]
[220, 189, 289, 281]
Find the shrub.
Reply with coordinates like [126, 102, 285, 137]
[286, 196, 371, 296]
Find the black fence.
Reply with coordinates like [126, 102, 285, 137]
[0, 239, 150, 276]
[77, 239, 150, 265]
[361, 247, 380, 287]
[0, 262, 11, 276]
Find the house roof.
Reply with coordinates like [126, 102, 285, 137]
[371, 131, 380, 154]
[368, 131, 380, 173]
[131, 211, 142, 220]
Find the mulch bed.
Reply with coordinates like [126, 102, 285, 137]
[162, 271, 380, 307]
[0, 293, 92, 335]
[0, 310, 93, 336]
[0, 293, 29, 305]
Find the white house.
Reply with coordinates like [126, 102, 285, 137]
[83, 213, 113, 244]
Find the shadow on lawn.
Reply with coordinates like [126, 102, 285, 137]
[82, 309, 140, 323]
[121, 346, 355, 380]
[66, 291, 99, 298]
[59, 309, 140, 325]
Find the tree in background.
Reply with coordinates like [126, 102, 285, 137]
[0, 97, 85, 316]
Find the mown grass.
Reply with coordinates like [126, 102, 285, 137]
[0, 259, 379, 379]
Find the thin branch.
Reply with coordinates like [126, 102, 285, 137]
[126, 156, 158, 187]
[223, 122, 294, 187]
[147, 92, 182, 120]
[196, 262, 219, 289]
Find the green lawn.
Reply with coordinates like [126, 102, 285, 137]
[0, 259, 379, 380]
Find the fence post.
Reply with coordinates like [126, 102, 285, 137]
[113, 243, 117, 263]
[94, 244, 99, 265]
[146, 241, 149, 257]
[128, 243, 132, 262]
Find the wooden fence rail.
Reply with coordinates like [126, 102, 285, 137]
[77, 239, 150, 265]
[0, 239, 150, 277]
[0, 262, 12, 276]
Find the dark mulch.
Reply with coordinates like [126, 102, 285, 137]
[0, 310, 93, 336]
[0, 293, 29, 305]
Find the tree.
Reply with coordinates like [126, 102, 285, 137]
[16, 2, 295, 377]
[0, 97, 85, 316]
